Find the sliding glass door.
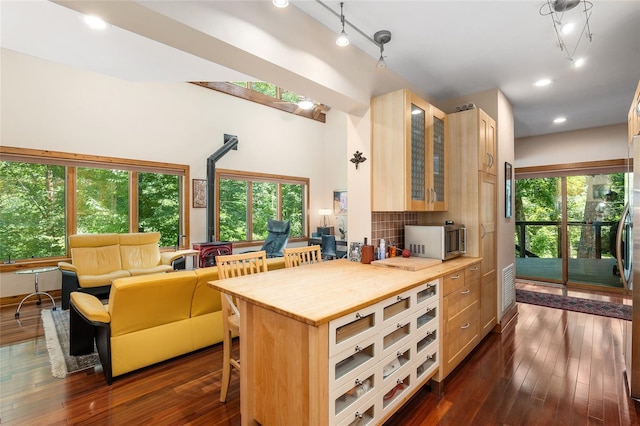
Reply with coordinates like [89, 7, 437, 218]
[516, 170, 628, 290]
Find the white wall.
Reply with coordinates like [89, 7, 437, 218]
[0, 49, 349, 297]
[515, 124, 628, 168]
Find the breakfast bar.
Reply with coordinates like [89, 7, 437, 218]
[208, 256, 481, 425]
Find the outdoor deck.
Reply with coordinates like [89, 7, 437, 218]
[516, 257, 625, 290]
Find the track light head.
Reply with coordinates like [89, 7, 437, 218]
[336, 29, 349, 47]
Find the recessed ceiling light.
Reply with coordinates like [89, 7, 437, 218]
[83, 15, 107, 30]
[573, 57, 586, 68]
[272, 0, 289, 8]
[553, 117, 567, 124]
[533, 78, 553, 87]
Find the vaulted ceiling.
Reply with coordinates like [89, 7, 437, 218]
[2, 1, 639, 138]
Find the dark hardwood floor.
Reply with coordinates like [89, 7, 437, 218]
[1, 284, 639, 425]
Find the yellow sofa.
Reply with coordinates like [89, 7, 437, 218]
[69, 256, 285, 384]
[59, 232, 196, 310]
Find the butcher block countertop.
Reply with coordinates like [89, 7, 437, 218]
[208, 256, 480, 327]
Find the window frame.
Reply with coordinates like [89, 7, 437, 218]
[215, 168, 309, 247]
[0, 146, 191, 271]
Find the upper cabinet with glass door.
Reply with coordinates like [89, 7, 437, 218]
[372, 89, 448, 212]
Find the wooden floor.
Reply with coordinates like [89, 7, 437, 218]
[1, 287, 640, 425]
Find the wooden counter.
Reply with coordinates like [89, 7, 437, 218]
[209, 257, 479, 326]
[208, 256, 480, 426]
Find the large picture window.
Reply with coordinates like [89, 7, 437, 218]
[216, 169, 308, 244]
[0, 147, 190, 265]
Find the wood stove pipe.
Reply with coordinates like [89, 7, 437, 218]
[207, 134, 238, 242]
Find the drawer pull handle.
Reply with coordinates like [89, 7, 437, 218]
[451, 274, 460, 280]
[397, 295, 403, 301]
[355, 312, 362, 319]
[461, 289, 470, 295]
[461, 323, 470, 329]
[471, 266, 479, 271]
[355, 378, 362, 386]
[396, 378, 403, 385]
[354, 412, 364, 419]
[354, 345, 362, 352]
[397, 322, 405, 329]
[397, 350, 404, 357]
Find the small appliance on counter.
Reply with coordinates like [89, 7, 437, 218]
[405, 221, 466, 261]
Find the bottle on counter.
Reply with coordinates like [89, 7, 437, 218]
[361, 237, 374, 264]
[379, 238, 386, 260]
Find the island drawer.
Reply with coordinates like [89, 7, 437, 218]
[330, 367, 380, 425]
[380, 288, 414, 328]
[330, 303, 379, 357]
[336, 398, 379, 426]
[415, 278, 439, 306]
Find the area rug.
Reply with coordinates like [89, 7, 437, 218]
[516, 289, 632, 321]
[41, 309, 100, 378]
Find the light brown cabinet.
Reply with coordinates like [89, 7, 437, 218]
[439, 263, 481, 379]
[444, 108, 498, 340]
[478, 109, 497, 175]
[372, 89, 448, 212]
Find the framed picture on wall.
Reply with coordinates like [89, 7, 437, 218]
[193, 179, 206, 208]
[505, 162, 513, 218]
[333, 190, 347, 215]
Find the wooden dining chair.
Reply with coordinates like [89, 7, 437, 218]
[283, 245, 322, 268]
[216, 250, 268, 403]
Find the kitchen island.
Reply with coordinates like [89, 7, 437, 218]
[208, 256, 480, 425]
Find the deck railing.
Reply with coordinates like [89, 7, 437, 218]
[515, 220, 618, 259]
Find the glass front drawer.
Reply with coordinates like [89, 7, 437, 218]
[330, 304, 379, 357]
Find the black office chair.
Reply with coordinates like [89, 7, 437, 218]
[321, 234, 338, 260]
[260, 219, 291, 258]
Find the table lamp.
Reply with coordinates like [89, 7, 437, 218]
[317, 208, 333, 235]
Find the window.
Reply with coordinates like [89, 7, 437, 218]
[192, 82, 326, 123]
[216, 169, 308, 244]
[0, 147, 190, 264]
[0, 161, 66, 260]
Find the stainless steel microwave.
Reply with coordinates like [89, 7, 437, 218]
[405, 223, 467, 260]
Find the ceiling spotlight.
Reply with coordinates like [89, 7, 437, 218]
[297, 98, 315, 110]
[573, 57, 586, 68]
[336, 2, 349, 47]
[83, 15, 107, 30]
[540, 0, 593, 62]
[374, 30, 391, 69]
[553, 117, 567, 124]
[560, 21, 575, 34]
[272, 0, 289, 7]
[533, 78, 553, 87]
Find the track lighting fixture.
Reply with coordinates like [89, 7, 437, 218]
[316, 0, 392, 68]
[336, 3, 349, 47]
[272, 0, 289, 8]
[539, 0, 593, 63]
[374, 30, 391, 69]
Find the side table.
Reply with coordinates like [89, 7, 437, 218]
[14, 266, 58, 318]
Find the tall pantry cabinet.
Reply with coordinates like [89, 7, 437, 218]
[447, 108, 498, 339]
